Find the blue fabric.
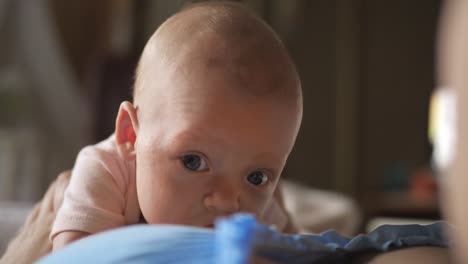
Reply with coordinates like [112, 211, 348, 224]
[215, 214, 256, 264]
[252, 221, 448, 263]
[39, 214, 449, 264]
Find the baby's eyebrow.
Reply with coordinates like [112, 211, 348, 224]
[167, 129, 218, 153]
[172, 124, 242, 146]
[171, 129, 210, 144]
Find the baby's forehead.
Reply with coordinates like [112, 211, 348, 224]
[138, 43, 286, 96]
[143, 102, 296, 159]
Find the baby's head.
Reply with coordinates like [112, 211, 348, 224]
[115, 1, 302, 227]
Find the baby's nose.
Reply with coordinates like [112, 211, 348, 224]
[203, 180, 240, 214]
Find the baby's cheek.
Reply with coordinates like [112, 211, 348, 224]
[136, 183, 173, 224]
[242, 191, 272, 217]
[261, 198, 288, 230]
[136, 176, 157, 218]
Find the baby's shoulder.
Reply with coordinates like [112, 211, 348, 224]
[75, 135, 132, 181]
[78, 135, 120, 161]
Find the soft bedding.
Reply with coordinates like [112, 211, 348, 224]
[38, 214, 448, 264]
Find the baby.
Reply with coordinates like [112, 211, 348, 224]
[51, 1, 302, 250]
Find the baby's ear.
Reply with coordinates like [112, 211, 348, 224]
[115, 101, 139, 161]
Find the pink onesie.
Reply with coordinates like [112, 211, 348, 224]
[51, 135, 140, 239]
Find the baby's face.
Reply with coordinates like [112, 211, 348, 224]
[134, 63, 301, 227]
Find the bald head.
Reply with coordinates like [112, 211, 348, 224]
[133, 1, 301, 110]
[121, 3, 303, 223]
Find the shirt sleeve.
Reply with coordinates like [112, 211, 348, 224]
[50, 146, 128, 240]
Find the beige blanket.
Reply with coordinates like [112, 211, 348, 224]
[0, 171, 70, 264]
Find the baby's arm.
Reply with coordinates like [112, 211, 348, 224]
[51, 146, 128, 250]
[53, 231, 89, 251]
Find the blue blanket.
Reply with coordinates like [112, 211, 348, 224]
[39, 214, 448, 264]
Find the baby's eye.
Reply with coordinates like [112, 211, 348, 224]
[181, 154, 208, 171]
[246, 171, 269, 186]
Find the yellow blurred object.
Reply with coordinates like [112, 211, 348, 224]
[429, 88, 457, 171]
[428, 92, 438, 145]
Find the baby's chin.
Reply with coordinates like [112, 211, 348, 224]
[204, 223, 215, 229]
[144, 217, 215, 229]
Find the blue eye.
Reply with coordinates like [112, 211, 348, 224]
[181, 154, 208, 171]
[247, 171, 268, 186]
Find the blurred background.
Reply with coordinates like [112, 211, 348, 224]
[0, 0, 441, 239]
